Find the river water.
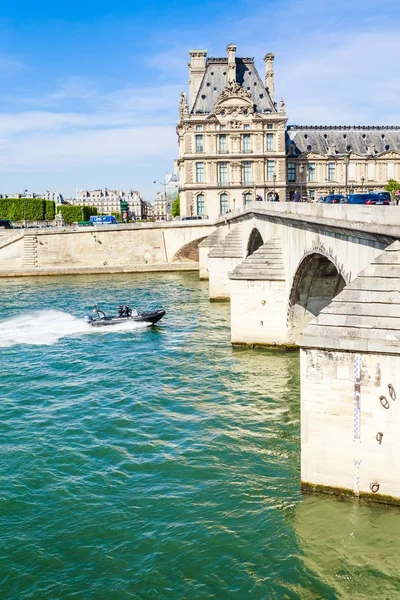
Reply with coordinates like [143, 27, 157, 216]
[0, 272, 399, 599]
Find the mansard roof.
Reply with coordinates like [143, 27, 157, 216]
[286, 125, 400, 157]
[191, 57, 276, 115]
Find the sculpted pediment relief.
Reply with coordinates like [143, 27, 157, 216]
[215, 81, 254, 116]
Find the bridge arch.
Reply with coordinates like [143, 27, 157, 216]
[288, 251, 347, 339]
[172, 236, 208, 262]
[246, 227, 263, 257]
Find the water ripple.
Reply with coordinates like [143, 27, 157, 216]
[0, 273, 399, 599]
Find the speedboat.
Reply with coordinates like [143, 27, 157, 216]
[85, 304, 165, 327]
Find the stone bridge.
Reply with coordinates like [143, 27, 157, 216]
[200, 202, 399, 346]
[0, 220, 216, 275]
[201, 202, 400, 504]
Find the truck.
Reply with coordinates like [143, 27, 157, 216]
[89, 215, 118, 225]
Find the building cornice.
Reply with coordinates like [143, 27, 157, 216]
[288, 125, 400, 131]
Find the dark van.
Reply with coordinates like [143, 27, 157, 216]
[0, 220, 14, 229]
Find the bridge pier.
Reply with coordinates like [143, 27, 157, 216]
[300, 242, 400, 505]
[229, 240, 290, 346]
[208, 225, 244, 301]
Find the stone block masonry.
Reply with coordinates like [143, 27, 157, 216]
[299, 241, 400, 504]
[0, 221, 216, 277]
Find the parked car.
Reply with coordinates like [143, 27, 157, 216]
[347, 193, 383, 205]
[373, 191, 391, 204]
[0, 220, 14, 229]
[323, 194, 346, 204]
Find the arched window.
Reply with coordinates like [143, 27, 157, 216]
[196, 194, 205, 216]
[243, 192, 252, 206]
[220, 193, 228, 215]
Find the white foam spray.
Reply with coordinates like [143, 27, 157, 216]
[0, 310, 151, 347]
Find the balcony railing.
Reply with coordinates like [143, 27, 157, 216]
[218, 149, 229, 154]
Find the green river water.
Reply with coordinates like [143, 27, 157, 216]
[0, 272, 399, 599]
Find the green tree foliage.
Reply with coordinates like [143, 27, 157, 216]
[385, 179, 400, 199]
[171, 194, 180, 217]
[111, 212, 121, 222]
[45, 200, 55, 220]
[59, 205, 98, 224]
[82, 206, 98, 221]
[0, 198, 55, 221]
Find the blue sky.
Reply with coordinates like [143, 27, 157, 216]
[0, 0, 399, 200]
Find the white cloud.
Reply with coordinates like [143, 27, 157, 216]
[0, 125, 176, 171]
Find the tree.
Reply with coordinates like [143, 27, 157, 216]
[171, 194, 180, 217]
[384, 179, 400, 199]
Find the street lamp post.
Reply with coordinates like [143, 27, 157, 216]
[153, 174, 174, 220]
[343, 153, 350, 199]
[273, 173, 276, 198]
[361, 175, 365, 192]
[299, 164, 304, 199]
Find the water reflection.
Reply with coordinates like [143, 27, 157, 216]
[295, 493, 400, 599]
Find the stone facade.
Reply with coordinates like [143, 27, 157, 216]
[287, 125, 400, 201]
[177, 45, 287, 219]
[177, 45, 400, 207]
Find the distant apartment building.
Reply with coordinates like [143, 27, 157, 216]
[44, 190, 64, 203]
[154, 192, 169, 220]
[74, 189, 148, 219]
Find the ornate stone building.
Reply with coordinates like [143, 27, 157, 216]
[177, 44, 287, 218]
[286, 125, 400, 200]
[177, 45, 400, 209]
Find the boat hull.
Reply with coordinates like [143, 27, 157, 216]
[87, 309, 165, 327]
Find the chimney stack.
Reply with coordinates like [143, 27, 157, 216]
[264, 53, 275, 102]
[188, 50, 207, 109]
[226, 43, 237, 84]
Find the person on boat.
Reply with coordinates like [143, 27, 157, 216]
[125, 305, 132, 317]
[118, 304, 124, 317]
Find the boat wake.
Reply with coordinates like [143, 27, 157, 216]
[0, 310, 151, 347]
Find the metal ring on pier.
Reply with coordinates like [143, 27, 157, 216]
[260, 321, 263, 326]
[388, 384, 396, 401]
[380, 395, 390, 409]
[261, 300, 266, 305]
[370, 482, 380, 493]
[376, 432, 383, 445]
